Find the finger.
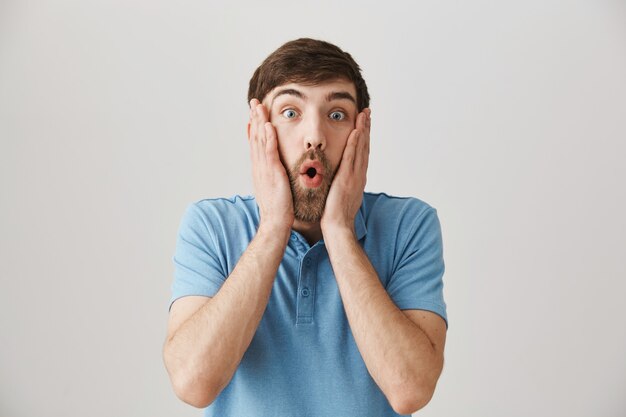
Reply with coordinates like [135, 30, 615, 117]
[249, 127, 262, 175]
[255, 103, 268, 147]
[360, 111, 370, 152]
[264, 122, 279, 164]
[355, 113, 368, 152]
[250, 99, 259, 125]
[355, 134, 369, 174]
[353, 113, 368, 170]
[249, 98, 259, 140]
[355, 130, 369, 174]
[250, 99, 264, 138]
[249, 99, 265, 163]
[252, 112, 263, 154]
[362, 150, 369, 176]
[247, 99, 256, 141]
[256, 102, 268, 121]
[340, 129, 359, 173]
[364, 109, 371, 157]
[249, 130, 263, 173]
[356, 111, 367, 131]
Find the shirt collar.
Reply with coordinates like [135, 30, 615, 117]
[354, 202, 367, 241]
[252, 196, 368, 241]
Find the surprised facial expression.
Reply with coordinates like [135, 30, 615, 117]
[262, 79, 358, 223]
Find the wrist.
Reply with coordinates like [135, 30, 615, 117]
[321, 221, 355, 241]
[258, 221, 292, 242]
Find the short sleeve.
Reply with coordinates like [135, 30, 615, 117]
[386, 206, 448, 329]
[169, 202, 227, 311]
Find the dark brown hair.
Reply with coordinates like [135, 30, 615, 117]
[248, 38, 370, 111]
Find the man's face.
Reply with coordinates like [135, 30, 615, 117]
[262, 79, 359, 223]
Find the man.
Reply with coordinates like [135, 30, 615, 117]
[163, 38, 448, 416]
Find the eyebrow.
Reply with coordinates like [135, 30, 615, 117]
[270, 88, 357, 108]
[271, 88, 305, 107]
[325, 91, 356, 104]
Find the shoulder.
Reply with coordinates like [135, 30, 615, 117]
[180, 194, 260, 235]
[361, 191, 437, 225]
[192, 194, 258, 217]
[359, 191, 442, 252]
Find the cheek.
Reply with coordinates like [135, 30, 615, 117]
[328, 128, 352, 155]
[324, 143, 346, 172]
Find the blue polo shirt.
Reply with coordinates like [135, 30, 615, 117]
[170, 192, 448, 417]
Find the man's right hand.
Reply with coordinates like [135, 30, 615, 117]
[248, 98, 294, 233]
[165, 102, 294, 406]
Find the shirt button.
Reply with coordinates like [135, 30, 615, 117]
[301, 287, 310, 297]
[305, 258, 311, 267]
[290, 234, 297, 241]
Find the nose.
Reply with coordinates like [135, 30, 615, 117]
[303, 114, 326, 152]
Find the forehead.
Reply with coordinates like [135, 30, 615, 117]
[265, 79, 357, 106]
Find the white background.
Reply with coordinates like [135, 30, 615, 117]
[1, 1, 625, 416]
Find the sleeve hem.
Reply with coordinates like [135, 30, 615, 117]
[396, 300, 448, 330]
[169, 290, 219, 312]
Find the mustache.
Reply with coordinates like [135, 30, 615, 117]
[291, 149, 331, 174]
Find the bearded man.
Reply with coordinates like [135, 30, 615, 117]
[163, 38, 449, 417]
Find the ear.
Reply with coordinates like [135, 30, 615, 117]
[247, 121, 251, 140]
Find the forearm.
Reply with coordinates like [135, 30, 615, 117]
[324, 227, 441, 412]
[164, 224, 290, 406]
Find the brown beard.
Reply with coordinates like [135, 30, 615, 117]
[286, 149, 335, 223]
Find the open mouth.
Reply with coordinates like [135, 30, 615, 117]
[299, 160, 324, 188]
[306, 167, 317, 178]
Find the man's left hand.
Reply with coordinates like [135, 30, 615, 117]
[320, 108, 371, 235]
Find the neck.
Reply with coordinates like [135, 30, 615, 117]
[292, 219, 323, 246]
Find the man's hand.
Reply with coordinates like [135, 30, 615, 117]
[320, 108, 371, 234]
[165, 103, 295, 405]
[248, 98, 294, 232]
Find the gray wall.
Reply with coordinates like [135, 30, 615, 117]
[1, 1, 625, 416]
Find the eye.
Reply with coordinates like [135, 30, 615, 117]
[329, 111, 346, 121]
[281, 109, 298, 119]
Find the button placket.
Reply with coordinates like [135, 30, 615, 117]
[296, 252, 317, 325]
